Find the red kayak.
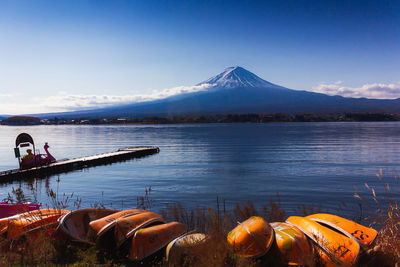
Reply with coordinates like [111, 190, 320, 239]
[0, 202, 41, 219]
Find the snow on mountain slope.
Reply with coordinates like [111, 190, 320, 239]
[32, 66, 400, 118]
[197, 66, 282, 89]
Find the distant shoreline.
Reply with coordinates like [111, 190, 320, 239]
[1, 112, 400, 126]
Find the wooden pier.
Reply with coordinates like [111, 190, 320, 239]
[0, 146, 159, 181]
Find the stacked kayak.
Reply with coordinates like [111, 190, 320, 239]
[270, 222, 313, 266]
[55, 208, 118, 244]
[0, 206, 379, 266]
[227, 214, 378, 267]
[0, 209, 69, 239]
[0, 207, 192, 263]
[56, 208, 187, 261]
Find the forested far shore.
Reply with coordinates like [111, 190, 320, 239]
[1, 112, 400, 126]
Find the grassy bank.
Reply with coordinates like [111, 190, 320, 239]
[1, 176, 399, 266]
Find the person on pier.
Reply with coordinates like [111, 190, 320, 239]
[22, 149, 34, 163]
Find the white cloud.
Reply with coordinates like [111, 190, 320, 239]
[0, 84, 213, 115]
[0, 93, 14, 98]
[312, 82, 400, 99]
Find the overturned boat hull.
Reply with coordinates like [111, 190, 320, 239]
[227, 216, 275, 258]
[56, 208, 117, 245]
[97, 211, 166, 249]
[286, 216, 360, 267]
[129, 222, 187, 261]
[306, 213, 378, 248]
[0, 209, 69, 239]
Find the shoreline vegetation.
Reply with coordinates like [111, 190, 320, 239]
[1, 171, 399, 266]
[1, 112, 400, 126]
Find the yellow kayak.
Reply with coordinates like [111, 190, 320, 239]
[270, 222, 313, 266]
[306, 213, 377, 248]
[286, 216, 360, 267]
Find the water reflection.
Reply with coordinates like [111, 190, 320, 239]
[0, 122, 399, 217]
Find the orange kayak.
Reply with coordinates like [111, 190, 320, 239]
[306, 213, 377, 248]
[96, 211, 165, 249]
[270, 222, 312, 266]
[227, 216, 274, 258]
[0, 209, 69, 239]
[56, 208, 117, 244]
[129, 221, 186, 261]
[286, 216, 360, 267]
[89, 209, 145, 235]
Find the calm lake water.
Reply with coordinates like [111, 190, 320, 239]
[0, 122, 399, 218]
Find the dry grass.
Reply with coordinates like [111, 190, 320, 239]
[1, 174, 400, 266]
[353, 169, 400, 266]
[0, 232, 53, 265]
[160, 196, 322, 267]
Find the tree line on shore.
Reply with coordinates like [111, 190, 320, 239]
[1, 112, 400, 125]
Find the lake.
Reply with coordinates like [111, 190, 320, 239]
[0, 122, 399, 218]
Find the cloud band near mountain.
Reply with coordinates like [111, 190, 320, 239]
[46, 84, 212, 111]
[313, 82, 400, 99]
[0, 84, 213, 114]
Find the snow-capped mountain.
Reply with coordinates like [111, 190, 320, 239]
[197, 66, 282, 89]
[35, 66, 400, 118]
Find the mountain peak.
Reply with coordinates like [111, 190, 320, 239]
[198, 66, 280, 89]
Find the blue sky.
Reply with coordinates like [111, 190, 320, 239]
[0, 0, 399, 114]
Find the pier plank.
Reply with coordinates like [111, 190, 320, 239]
[0, 146, 159, 181]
